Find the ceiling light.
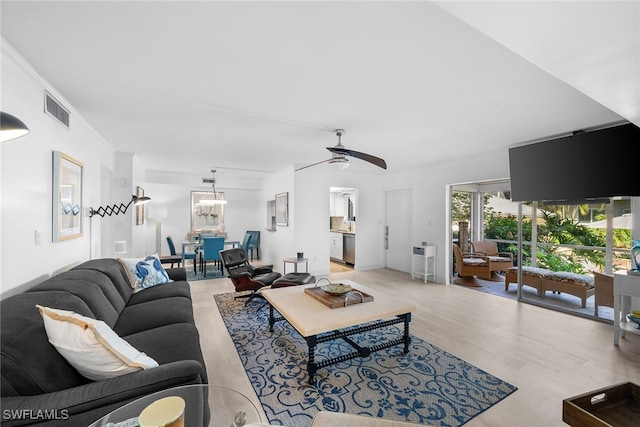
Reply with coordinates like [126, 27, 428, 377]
[0, 112, 30, 143]
[200, 169, 227, 205]
[328, 154, 350, 170]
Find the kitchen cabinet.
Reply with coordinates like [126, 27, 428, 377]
[329, 188, 357, 219]
[330, 232, 343, 261]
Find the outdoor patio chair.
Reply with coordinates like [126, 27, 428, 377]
[593, 271, 614, 316]
[471, 240, 514, 279]
[452, 243, 492, 286]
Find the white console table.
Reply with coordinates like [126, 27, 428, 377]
[411, 245, 436, 283]
[613, 271, 640, 345]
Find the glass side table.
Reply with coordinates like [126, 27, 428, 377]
[89, 384, 264, 427]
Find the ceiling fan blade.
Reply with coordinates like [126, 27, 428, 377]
[295, 158, 332, 171]
[326, 147, 387, 169]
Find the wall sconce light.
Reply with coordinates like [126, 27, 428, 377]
[88, 194, 151, 260]
[0, 112, 30, 143]
[89, 194, 151, 218]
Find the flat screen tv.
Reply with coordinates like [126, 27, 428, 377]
[509, 123, 640, 202]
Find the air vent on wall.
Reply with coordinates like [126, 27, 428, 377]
[44, 91, 70, 128]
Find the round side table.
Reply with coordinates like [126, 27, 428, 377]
[283, 257, 309, 273]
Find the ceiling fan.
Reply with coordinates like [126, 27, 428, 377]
[295, 129, 387, 171]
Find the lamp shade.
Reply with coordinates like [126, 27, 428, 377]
[0, 112, 30, 143]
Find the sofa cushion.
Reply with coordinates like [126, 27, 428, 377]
[1, 292, 94, 396]
[546, 271, 595, 288]
[123, 323, 207, 383]
[508, 266, 552, 278]
[113, 297, 195, 337]
[127, 280, 192, 306]
[462, 257, 488, 266]
[72, 258, 135, 303]
[27, 270, 125, 327]
[37, 305, 159, 381]
[119, 255, 171, 293]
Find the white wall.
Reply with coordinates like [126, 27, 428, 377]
[1, 43, 115, 296]
[261, 166, 295, 272]
[292, 166, 385, 277]
[383, 148, 511, 283]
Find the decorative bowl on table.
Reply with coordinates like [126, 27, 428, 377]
[320, 283, 353, 296]
[627, 313, 640, 329]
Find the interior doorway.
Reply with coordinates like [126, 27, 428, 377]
[329, 187, 357, 271]
[385, 187, 412, 272]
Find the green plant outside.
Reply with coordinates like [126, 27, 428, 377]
[483, 210, 631, 273]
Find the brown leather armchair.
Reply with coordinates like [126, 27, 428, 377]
[219, 248, 282, 304]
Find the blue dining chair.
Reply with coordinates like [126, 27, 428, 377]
[200, 236, 225, 277]
[246, 230, 260, 260]
[241, 233, 252, 254]
[167, 236, 197, 273]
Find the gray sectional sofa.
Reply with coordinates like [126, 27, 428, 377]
[1, 258, 209, 426]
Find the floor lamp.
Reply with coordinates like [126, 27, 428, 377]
[88, 194, 151, 259]
[148, 206, 168, 255]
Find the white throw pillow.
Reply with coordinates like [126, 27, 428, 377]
[36, 305, 159, 381]
[118, 254, 171, 293]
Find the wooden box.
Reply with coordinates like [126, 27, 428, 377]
[563, 382, 640, 426]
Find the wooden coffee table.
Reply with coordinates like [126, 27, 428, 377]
[262, 280, 416, 384]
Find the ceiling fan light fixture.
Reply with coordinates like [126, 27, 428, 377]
[328, 155, 350, 170]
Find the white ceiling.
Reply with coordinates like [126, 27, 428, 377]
[1, 1, 637, 180]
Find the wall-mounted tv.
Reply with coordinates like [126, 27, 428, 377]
[509, 123, 640, 202]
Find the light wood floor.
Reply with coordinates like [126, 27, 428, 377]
[330, 260, 354, 273]
[190, 268, 640, 427]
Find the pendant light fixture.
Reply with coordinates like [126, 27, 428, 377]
[200, 169, 227, 205]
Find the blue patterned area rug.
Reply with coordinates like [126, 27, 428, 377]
[214, 293, 517, 426]
[185, 263, 224, 282]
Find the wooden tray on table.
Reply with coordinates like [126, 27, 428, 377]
[304, 286, 373, 309]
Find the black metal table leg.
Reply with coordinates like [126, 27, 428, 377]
[403, 313, 411, 354]
[269, 305, 275, 332]
[306, 335, 318, 385]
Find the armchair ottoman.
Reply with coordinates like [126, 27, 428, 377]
[272, 272, 316, 288]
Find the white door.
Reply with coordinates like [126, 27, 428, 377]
[385, 188, 412, 272]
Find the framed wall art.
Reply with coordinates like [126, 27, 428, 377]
[275, 192, 288, 227]
[52, 151, 83, 241]
[190, 191, 225, 233]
